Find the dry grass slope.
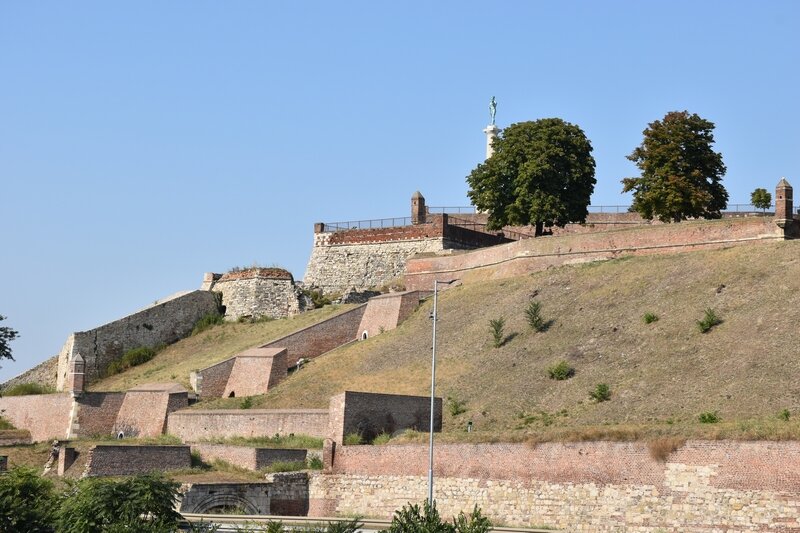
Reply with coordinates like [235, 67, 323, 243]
[198, 240, 800, 438]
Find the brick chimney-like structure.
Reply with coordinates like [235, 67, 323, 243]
[67, 353, 85, 397]
[411, 191, 426, 225]
[775, 178, 793, 222]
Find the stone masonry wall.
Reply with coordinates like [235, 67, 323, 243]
[56, 290, 220, 390]
[209, 269, 303, 321]
[0, 393, 72, 442]
[85, 445, 191, 476]
[167, 409, 330, 441]
[328, 392, 442, 444]
[259, 305, 367, 364]
[406, 217, 782, 291]
[309, 441, 800, 532]
[191, 444, 307, 470]
[0, 355, 58, 391]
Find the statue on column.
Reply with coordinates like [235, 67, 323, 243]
[489, 96, 497, 125]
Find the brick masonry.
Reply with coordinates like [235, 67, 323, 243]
[357, 291, 429, 340]
[309, 440, 800, 532]
[84, 444, 191, 476]
[167, 409, 330, 441]
[0, 393, 72, 442]
[328, 391, 442, 444]
[193, 348, 287, 399]
[191, 444, 307, 470]
[56, 290, 220, 390]
[405, 216, 783, 291]
[112, 385, 188, 437]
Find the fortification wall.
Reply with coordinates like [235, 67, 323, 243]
[0, 355, 58, 391]
[260, 305, 367, 363]
[72, 392, 125, 438]
[167, 409, 330, 441]
[113, 388, 188, 437]
[224, 349, 287, 398]
[0, 393, 72, 442]
[191, 444, 307, 470]
[310, 440, 800, 532]
[207, 269, 303, 321]
[406, 217, 782, 290]
[193, 359, 235, 398]
[328, 392, 442, 444]
[85, 445, 191, 476]
[56, 290, 220, 390]
[357, 291, 427, 339]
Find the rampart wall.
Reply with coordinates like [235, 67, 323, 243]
[204, 268, 304, 321]
[191, 444, 307, 470]
[0, 356, 58, 391]
[113, 386, 188, 437]
[84, 445, 191, 476]
[328, 392, 442, 444]
[406, 217, 783, 291]
[259, 305, 367, 363]
[357, 291, 428, 339]
[167, 409, 330, 441]
[56, 290, 220, 390]
[0, 393, 72, 442]
[310, 440, 800, 532]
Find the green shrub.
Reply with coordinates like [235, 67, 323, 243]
[696, 307, 721, 333]
[547, 361, 575, 381]
[590, 383, 611, 402]
[525, 300, 547, 332]
[343, 433, 363, 445]
[308, 456, 324, 470]
[698, 411, 720, 424]
[385, 501, 491, 533]
[301, 288, 332, 309]
[642, 312, 659, 324]
[780, 409, 791, 421]
[1, 383, 55, 396]
[192, 312, 225, 335]
[489, 317, 505, 348]
[0, 466, 57, 533]
[0, 416, 15, 430]
[447, 396, 467, 416]
[371, 432, 392, 445]
[240, 397, 254, 409]
[105, 346, 157, 377]
[453, 505, 492, 533]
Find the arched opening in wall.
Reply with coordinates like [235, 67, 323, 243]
[228, 391, 235, 398]
[362, 331, 368, 340]
[182, 494, 262, 515]
[117, 432, 124, 439]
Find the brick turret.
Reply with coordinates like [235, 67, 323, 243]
[775, 178, 793, 222]
[411, 191, 426, 225]
[67, 353, 85, 397]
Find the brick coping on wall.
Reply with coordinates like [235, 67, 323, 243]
[217, 268, 294, 282]
[179, 408, 330, 415]
[259, 304, 367, 346]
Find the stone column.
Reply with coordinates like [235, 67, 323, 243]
[483, 124, 500, 159]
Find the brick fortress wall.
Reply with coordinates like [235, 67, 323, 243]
[167, 409, 330, 441]
[84, 445, 191, 476]
[310, 440, 800, 532]
[191, 444, 307, 470]
[56, 290, 220, 391]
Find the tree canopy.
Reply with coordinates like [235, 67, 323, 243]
[0, 315, 18, 367]
[466, 118, 596, 236]
[622, 111, 728, 222]
[751, 188, 772, 213]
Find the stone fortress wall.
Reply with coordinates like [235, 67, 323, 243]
[200, 268, 307, 321]
[310, 440, 800, 533]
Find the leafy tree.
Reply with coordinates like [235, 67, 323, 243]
[622, 111, 728, 222]
[0, 466, 58, 533]
[57, 473, 182, 533]
[467, 119, 596, 236]
[751, 187, 772, 213]
[0, 315, 18, 367]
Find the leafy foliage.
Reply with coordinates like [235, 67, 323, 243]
[192, 312, 225, 335]
[590, 383, 611, 402]
[343, 432, 363, 445]
[447, 396, 468, 417]
[106, 346, 157, 376]
[1, 382, 55, 396]
[751, 188, 772, 212]
[467, 119, 596, 235]
[547, 361, 575, 381]
[0, 466, 58, 533]
[489, 317, 506, 348]
[622, 111, 728, 222]
[453, 505, 492, 533]
[696, 307, 721, 333]
[384, 501, 491, 533]
[57, 473, 182, 533]
[642, 312, 659, 324]
[698, 411, 721, 424]
[0, 315, 19, 367]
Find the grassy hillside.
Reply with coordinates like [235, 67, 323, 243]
[90, 304, 359, 392]
[194, 240, 800, 438]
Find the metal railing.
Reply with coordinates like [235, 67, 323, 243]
[448, 216, 535, 241]
[427, 206, 477, 214]
[321, 217, 412, 231]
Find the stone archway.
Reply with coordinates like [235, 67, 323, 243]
[179, 483, 270, 515]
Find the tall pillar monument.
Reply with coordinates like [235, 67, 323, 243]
[483, 96, 500, 159]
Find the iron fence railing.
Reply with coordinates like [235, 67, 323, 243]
[448, 216, 535, 241]
[427, 206, 477, 214]
[321, 216, 412, 231]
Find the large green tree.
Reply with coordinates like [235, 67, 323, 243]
[0, 315, 18, 367]
[622, 111, 728, 222]
[467, 119, 596, 236]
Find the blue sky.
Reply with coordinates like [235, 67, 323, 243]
[2, 1, 798, 381]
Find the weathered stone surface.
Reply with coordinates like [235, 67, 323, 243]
[180, 482, 272, 514]
[84, 445, 191, 476]
[207, 268, 305, 321]
[0, 355, 58, 391]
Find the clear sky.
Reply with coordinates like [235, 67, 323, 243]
[1, 1, 798, 381]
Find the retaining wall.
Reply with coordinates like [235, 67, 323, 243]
[0, 393, 72, 442]
[0, 355, 58, 391]
[405, 217, 783, 290]
[191, 444, 307, 470]
[310, 440, 800, 532]
[56, 290, 220, 390]
[167, 409, 330, 441]
[357, 291, 428, 340]
[84, 445, 191, 476]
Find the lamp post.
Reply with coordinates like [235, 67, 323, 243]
[428, 278, 458, 505]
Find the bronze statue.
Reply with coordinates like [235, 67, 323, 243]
[489, 96, 497, 125]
